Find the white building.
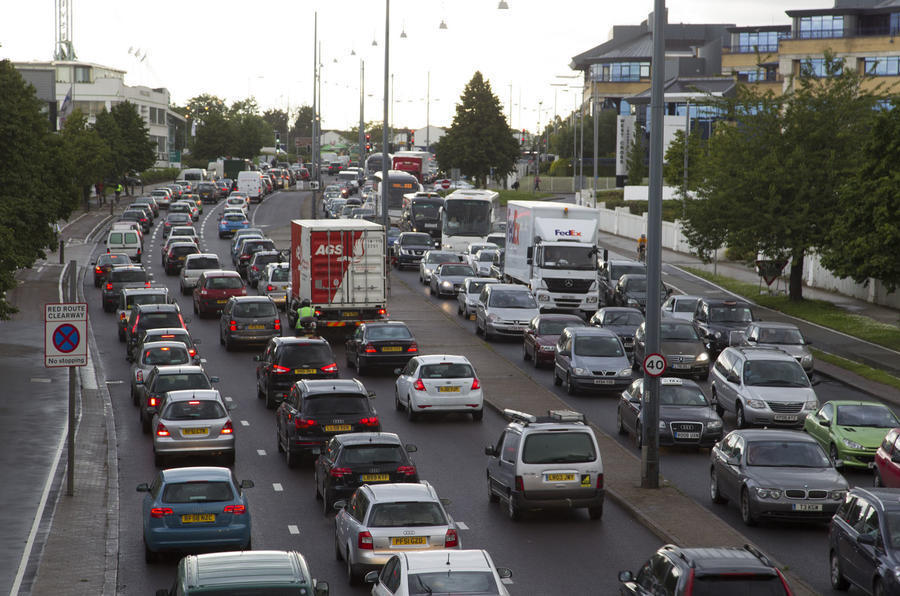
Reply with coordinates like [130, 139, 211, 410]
[13, 60, 185, 168]
[320, 131, 349, 147]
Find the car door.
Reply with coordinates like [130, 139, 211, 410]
[475, 288, 489, 329]
[277, 386, 300, 445]
[847, 503, 882, 588]
[495, 431, 521, 497]
[395, 358, 417, 405]
[715, 352, 737, 414]
[372, 555, 402, 596]
[887, 434, 900, 487]
[721, 436, 746, 500]
[555, 332, 573, 380]
[523, 317, 538, 359]
[620, 380, 643, 436]
[832, 495, 865, 585]
[257, 341, 275, 394]
[317, 439, 339, 494]
[806, 403, 834, 449]
[633, 324, 646, 362]
[219, 300, 232, 337]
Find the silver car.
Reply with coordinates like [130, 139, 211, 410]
[151, 389, 235, 467]
[418, 250, 462, 284]
[470, 249, 499, 277]
[130, 341, 193, 405]
[475, 284, 540, 340]
[661, 294, 702, 321]
[258, 262, 290, 308]
[180, 253, 221, 296]
[429, 263, 476, 297]
[739, 321, 814, 374]
[334, 482, 460, 584]
[457, 277, 499, 318]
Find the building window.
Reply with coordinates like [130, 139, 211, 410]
[865, 56, 900, 76]
[74, 66, 92, 83]
[798, 15, 844, 39]
[150, 135, 167, 161]
[736, 69, 767, 82]
[591, 62, 650, 82]
[801, 58, 842, 77]
[736, 31, 786, 53]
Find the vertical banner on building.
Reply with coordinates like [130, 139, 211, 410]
[616, 115, 635, 178]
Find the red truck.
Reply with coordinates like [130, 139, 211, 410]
[392, 155, 423, 182]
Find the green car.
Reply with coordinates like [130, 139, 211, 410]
[803, 400, 899, 469]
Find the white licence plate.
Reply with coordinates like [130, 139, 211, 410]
[792, 503, 822, 512]
[425, 223, 438, 229]
[674, 432, 700, 439]
[774, 414, 798, 422]
[594, 379, 615, 385]
[672, 363, 691, 369]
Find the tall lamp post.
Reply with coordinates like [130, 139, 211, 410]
[381, 0, 390, 254]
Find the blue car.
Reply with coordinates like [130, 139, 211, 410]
[217, 212, 249, 238]
[138, 466, 253, 562]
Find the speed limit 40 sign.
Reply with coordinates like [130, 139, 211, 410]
[643, 353, 667, 377]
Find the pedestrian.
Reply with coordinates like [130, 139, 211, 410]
[97, 182, 105, 205]
[115, 183, 123, 204]
[533, 176, 541, 191]
[511, 179, 520, 191]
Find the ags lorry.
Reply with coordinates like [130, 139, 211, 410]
[289, 219, 388, 330]
[392, 154, 424, 182]
[504, 201, 600, 317]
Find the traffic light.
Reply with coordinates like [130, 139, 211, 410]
[410, 130, 415, 147]
[406, 131, 412, 150]
[365, 133, 371, 152]
[520, 128, 525, 145]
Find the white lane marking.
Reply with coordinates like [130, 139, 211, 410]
[105, 380, 123, 385]
[240, 420, 249, 426]
[288, 525, 300, 534]
[257, 449, 266, 456]
[79, 354, 98, 390]
[456, 522, 469, 530]
[273, 483, 283, 492]
[30, 378, 52, 383]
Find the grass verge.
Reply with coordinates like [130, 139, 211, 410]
[496, 190, 556, 205]
[812, 349, 900, 392]
[682, 267, 900, 352]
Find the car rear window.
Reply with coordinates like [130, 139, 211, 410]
[111, 269, 147, 282]
[142, 346, 190, 366]
[367, 326, 412, 341]
[207, 276, 243, 289]
[277, 344, 333, 367]
[407, 572, 498, 595]
[154, 373, 211, 393]
[107, 232, 123, 244]
[224, 214, 245, 222]
[539, 319, 585, 335]
[140, 312, 183, 329]
[162, 481, 233, 503]
[340, 445, 405, 465]
[305, 395, 369, 415]
[99, 254, 130, 266]
[233, 301, 277, 317]
[162, 400, 226, 420]
[420, 363, 474, 379]
[171, 245, 199, 256]
[602, 311, 644, 326]
[367, 502, 447, 527]
[127, 294, 167, 310]
[692, 574, 787, 596]
[270, 268, 289, 282]
[167, 213, 190, 223]
[186, 257, 219, 270]
[522, 432, 597, 464]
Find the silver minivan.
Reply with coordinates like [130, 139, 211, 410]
[180, 253, 221, 295]
[475, 284, 540, 340]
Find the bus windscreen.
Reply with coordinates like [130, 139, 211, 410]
[442, 200, 492, 237]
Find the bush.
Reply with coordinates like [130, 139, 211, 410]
[141, 167, 181, 184]
[725, 246, 756, 262]
[596, 191, 683, 223]
[549, 158, 571, 177]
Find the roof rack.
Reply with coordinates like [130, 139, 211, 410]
[743, 544, 773, 567]
[502, 409, 537, 424]
[547, 409, 585, 423]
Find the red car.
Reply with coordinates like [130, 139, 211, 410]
[874, 427, 900, 487]
[193, 270, 246, 318]
[522, 313, 587, 368]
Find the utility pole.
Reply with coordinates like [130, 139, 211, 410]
[311, 11, 318, 216]
[426, 71, 431, 152]
[592, 85, 599, 194]
[381, 0, 390, 248]
[359, 60, 365, 165]
[682, 99, 690, 220]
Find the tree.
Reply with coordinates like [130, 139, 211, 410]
[233, 113, 270, 160]
[93, 108, 125, 181]
[626, 124, 646, 185]
[192, 112, 235, 162]
[662, 127, 705, 193]
[110, 101, 156, 175]
[263, 108, 288, 141]
[0, 60, 78, 318]
[60, 110, 112, 208]
[435, 71, 520, 187]
[290, 105, 314, 137]
[819, 105, 900, 290]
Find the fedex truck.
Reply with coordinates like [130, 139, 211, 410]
[504, 201, 600, 317]
[289, 219, 388, 329]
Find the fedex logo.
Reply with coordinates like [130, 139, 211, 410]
[555, 229, 583, 237]
[314, 244, 344, 256]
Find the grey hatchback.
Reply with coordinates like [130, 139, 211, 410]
[219, 296, 282, 350]
[553, 327, 633, 395]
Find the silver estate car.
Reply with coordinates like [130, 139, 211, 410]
[130, 341, 193, 405]
[151, 389, 235, 467]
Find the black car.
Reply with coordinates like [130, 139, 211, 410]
[162, 242, 200, 275]
[692, 297, 756, 356]
[235, 239, 277, 277]
[829, 487, 900, 594]
[134, 365, 218, 433]
[101, 265, 151, 312]
[255, 337, 338, 408]
[92, 252, 131, 287]
[196, 182, 218, 203]
[612, 274, 670, 312]
[589, 307, 644, 355]
[598, 259, 646, 306]
[125, 303, 187, 361]
[314, 432, 418, 514]
[344, 321, 417, 375]
[393, 232, 433, 269]
[122, 208, 151, 233]
[275, 379, 380, 468]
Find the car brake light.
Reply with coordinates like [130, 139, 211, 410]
[229, 320, 237, 331]
[119, 312, 127, 321]
[685, 568, 694, 596]
[189, 348, 196, 357]
[221, 420, 234, 435]
[413, 379, 426, 391]
[364, 343, 377, 354]
[358, 531, 373, 550]
[597, 473, 604, 490]
[272, 364, 291, 374]
[471, 378, 480, 390]
[274, 318, 281, 331]
[155, 423, 169, 437]
[360, 416, 379, 427]
[241, 287, 247, 295]
[252, 265, 258, 271]
[200, 289, 208, 295]
[407, 342, 418, 352]
[106, 282, 113, 290]
[150, 507, 173, 518]
[330, 467, 352, 478]
[294, 418, 316, 429]
[377, 308, 387, 316]
[95, 266, 102, 274]
[444, 528, 459, 548]
[148, 396, 158, 407]
[314, 309, 322, 316]
[515, 476, 524, 492]
[136, 370, 143, 383]
[321, 363, 337, 373]
[397, 465, 416, 476]
[224, 504, 246, 514]
[267, 285, 274, 292]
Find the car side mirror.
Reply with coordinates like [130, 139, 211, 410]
[406, 444, 418, 453]
[314, 580, 329, 596]
[440, 498, 451, 507]
[726, 373, 739, 384]
[333, 500, 347, 510]
[857, 533, 876, 545]
[226, 402, 236, 411]
[199, 358, 207, 364]
[618, 570, 634, 583]
[240, 480, 254, 489]
[364, 570, 380, 584]
[393, 368, 402, 375]
[630, 396, 640, 403]
[820, 417, 831, 427]
[136, 483, 150, 492]
[368, 391, 376, 399]
[810, 375, 821, 386]
[484, 445, 498, 457]
[182, 317, 192, 324]
[496, 567, 513, 580]
[209, 376, 220, 383]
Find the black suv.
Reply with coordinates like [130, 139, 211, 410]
[275, 379, 380, 468]
[313, 432, 418, 514]
[255, 337, 338, 408]
[692, 298, 756, 356]
[235, 238, 277, 278]
[394, 232, 433, 269]
[102, 265, 151, 312]
[125, 303, 187, 361]
[829, 487, 900, 594]
[134, 365, 218, 433]
[618, 544, 792, 595]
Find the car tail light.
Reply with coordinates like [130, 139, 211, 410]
[136, 370, 143, 383]
[444, 529, 459, 548]
[144, 281, 151, 287]
[267, 285, 274, 292]
[358, 531, 373, 550]
[294, 417, 316, 429]
[776, 569, 793, 596]
[330, 467, 352, 478]
[397, 465, 417, 476]
[240, 287, 247, 295]
[221, 420, 234, 435]
[95, 266, 102, 274]
[314, 309, 322, 316]
[188, 348, 197, 358]
[515, 476, 524, 492]
[272, 364, 291, 374]
[229, 320, 237, 332]
[200, 289, 208, 295]
[597, 473, 604, 490]
[413, 379, 426, 391]
[364, 343, 377, 354]
[407, 342, 418, 352]
[684, 568, 694, 596]
[155, 422, 169, 437]
[150, 507, 173, 518]
[148, 396, 158, 407]
[223, 504, 245, 514]
[321, 363, 338, 373]
[471, 378, 480, 390]
[105, 282, 113, 290]
[377, 308, 387, 316]
[274, 318, 281, 331]
[360, 416, 379, 427]
[252, 265, 259, 272]
[119, 312, 127, 322]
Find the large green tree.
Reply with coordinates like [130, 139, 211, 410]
[626, 124, 647, 185]
[290, 105, 314, 137]
[61, 110, 112, 208]
[110, 101, 156, 174]
[435, 71, 519, 187]
[0, 60, 78, 318]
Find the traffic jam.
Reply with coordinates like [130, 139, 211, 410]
[86, 162, 900, 596]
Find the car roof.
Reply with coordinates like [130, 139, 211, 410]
[363, 321, 409, 328]
[641, 377, 702, 389]
[701, 297, 752, 307]
[202, 270, 241, 278]
[299, 379, 365, 395]
[662, 545, 778, 574]
[163, 389, 222, 403]
[140, 341, 189, 352]
[825, 400, 890, 408]
[122, 287, 167, 296]
[160, 466, 232, 483]
[135, 303, 180, 313]
[334, 432, 402, 446]
[730, 428, 816, 442]
[229, 296, 274, 303]
[366, 482, 436, 503]
[403, 550, 494, 572]
[185, 551, 309, 587]
[607, 259, 643, 266]
[850, 487, 900, 511]
[487, 283, 530, 292]
[568, 326, 617, 337]
[413, 355, 472, 365]
[152, 365, 205, 375]
[728, 346, 797, 362]
[185, 252, 218, 260]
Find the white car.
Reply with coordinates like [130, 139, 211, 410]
[418, 250, 462, 284]
[660, 294, 702, 321]
[258, 262, 290, 308]
[457, 277, 499, 318]
[475, 283, 541, 341]
[366, 550, 512, 596]
[470, 249, 499, 277]
[463, 242, 499, 266]
[394, 355, 483, 421]
[224, 196, 250, 215]
[180, 253, 221, 295]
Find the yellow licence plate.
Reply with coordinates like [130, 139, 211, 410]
[547, 473, 576, 482]
[381, 346, 402, 352]
[182, 427, 209, 436]
[247, 324, 265, 329]
[325, 424, 352, 432]
[361, 474, 390, 482]
[295, 368, 316, 374]
[216, 299, 228, 304]
[182, 513, 215, 523]
[438, 386, 460, 393]
[343, 311, 359, 317]
[391, 536, 427, 546]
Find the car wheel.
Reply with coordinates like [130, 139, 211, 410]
[740, 487, 757, 526]
[735, 403, 747, 429]
[322, 488, 333, 516]
[484, 325, 494, 341]
[566, 373, 577, 396]
[346, 552, 360, 585]
[193, 300, 199, 315]
[153, 452, 164, 468]
[285, 445, 298, 469]
[141, 411, 151, 434]
[181, 285, 190, 296]
[532, 350, 541, 369]
[275, 428, 284, 453]
[475, 319, 483, 336]
[830, 551, 850, 591]
[874, 578, 885, 596]
[144, 542, 158, 564]
[616, 410, 627, 435]
[407, 399, 418, 422]
[710, 468, 727, 504]
[131, 387, 138, 407]
[472, 409, 483, 422]
[394, 390, 403, 411]
[314, 469, 322, 500]
[634, 422, 643, 449]
[223, 333, 233, 352]
[507, 492, 521, 521]
[487, 476, 499, 503]
[588, 504, 603, 520]
[712, 388, 724, 417]
[265, 389, 277, 410]
[457, 302, 463, 315]
[334, 534, 343, 561]
[357, 358, 367, 376]
[875, 469, 884, 487]
[429, 284, 434, 295]
[522, 343, 531, 361]
[118, 328, 125, 342]
[553, 367, 562, 386]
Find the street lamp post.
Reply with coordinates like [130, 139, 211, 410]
[381, 0, 390, 252]
[311, 12, 318, 218]
[359, 60, 365, 166]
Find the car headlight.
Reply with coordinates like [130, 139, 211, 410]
[538, 294, 550, 302]
[713, 331, 722, 339]
[803, 400, 818, 411]
[586, 295, 598, 303]
[618, 368, 633, 377]
[573, 367, 588, 376]
[696, 352, 710, 363]
[658, 420, 666, 430]
[627, 298, 640, 307]
[801, 353, 813, 365]
[755, 488, 782, 500]
[830, 489, 848, 501]
[486, 313, 498, 322]
[707, 419, 722, 429]
[441, 281, 452, 288]
[746, 399, 766, 409]
[842, 438, 864, 450]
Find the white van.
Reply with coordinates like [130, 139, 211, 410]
[106, 229, 142, 262]
[178, 168, 208, 185]
[237, 171, 264, 203]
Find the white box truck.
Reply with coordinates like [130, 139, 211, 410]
[504, 201, 600, 317]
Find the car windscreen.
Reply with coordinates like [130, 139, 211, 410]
[757, 327, 804, 345]
[98, 254, 130, 266]
[270, 268, 290, 282]
[186, 257, 219, 270]
[367, 502, 447, 527]
[207, 276, 243, 289]
[742, 360, 809, 387]
[488, 291, 536, 308]
[674, 298, 700, 313]
[232, 301, 277, 318]
[425, 252, 458, 263]
[110, 270, 148, 282]
[278, 344, 334, 367]
[538, 319, 585, 335]
[367, 326, 413, 340]
[142, 346, 189, 366]
[835, 404, 899, 428]
[691, 574, 786, 596]
[244, 240, 276, 254]
[602, 311, 644, 326]
[574, 336, 624, 357]
[304, 395, 369, 415]
[411, 202, 440, 219]
[542, 245, 595, 270]
[420, 363, 474, 379]
[140, 312, 183, 329]
[162, 481, 233, 503]
[339, 444, 405, 465]
[127, 294, 167, 309]
[162, 400, 226, 420]
[660, 322, 700, 341]
[709, 305, 753, 323]
[400, 234, 431, 246]
[522, 432, 597, 464]
[466, 281, 493, 295]
[610, 264, 646, 280]
[746, 441, 830, 467]
[407, 572, 499, 595]
[476, 251, 497, 262]
[625, 277, 648, 292]
[438, 265, 474, 277]
[659, 385, 709, 406]
[154, 373, 211, 393]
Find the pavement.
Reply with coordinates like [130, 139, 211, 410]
[9, 186, 897, 595]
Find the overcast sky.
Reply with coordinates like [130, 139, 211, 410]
[2, 0, 824, 131]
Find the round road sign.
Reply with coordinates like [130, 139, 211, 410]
[440, 179, 451, 190]
[52, 323, 81, 354]
[643, 353, 667, 377]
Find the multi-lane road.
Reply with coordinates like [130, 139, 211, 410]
[82, 183, 885, 595]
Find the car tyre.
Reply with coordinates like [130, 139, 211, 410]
[394, 390, 403, 411]
[407, 400, 418, 422]
[346, 553, 360, 585]
[144, 542, 158, 564]
[472, 409, 483, 422]
[507, 492, 521, 521]
[874, 579, 885, 596]
[475, 320, 483, 336]
[740, 487, 757, 526]
[875, 470, 885, 487]
[322, 488, 333, 516]
[484, 325, 494, 341]
[566, 373, 577, 396]
[181, 285, 190, 296]
[153, 452, 164, 468]
[830, 444, 840, 464]
[634, 422, 643, 449]
[522, 343, 531, 361]
[334, 533, 344, 560]
[275, 429, 284, 453]
[265, 389, 277, 410]
[457, 302, 463, 315]
[553, 368, 562, 386]
[830, 551, 850, 591]
[616, 410, 627, 435]
[735, 403, 747, 429]
[588, 504, 603, 520]
[223, 333, 233, 352]
[710, 468, 727, 504]
[713, 391, 725, 417]
[118, 328, 125, 342]
[141, 412, 151, 434]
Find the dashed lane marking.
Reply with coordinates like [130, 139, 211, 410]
[257, 449, 266, 456]
[273, 483, 283, 492]
[240, 420, 249, 426]
[456, 522, 469, 530]
[105, 380, 123, 384]
[288, 525, 300, 534]
[30, 378, 52, 383]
